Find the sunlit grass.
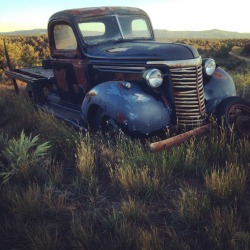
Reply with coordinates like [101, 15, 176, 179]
[177, 187, 210, 228]
[232, 72, 250, 98]
[0, 84, 250, 249]
[34, 110, 79, 160]
[75, 135, 96, 182]
[109, 163, 163, 199]
[205, 162, 247, 202]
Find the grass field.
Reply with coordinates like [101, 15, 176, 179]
[0, 74, 250, 249]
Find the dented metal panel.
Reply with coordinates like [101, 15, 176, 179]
[81, 81, 172, 134]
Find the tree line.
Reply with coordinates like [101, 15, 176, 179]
[1, 35, 250, 84]
[0, 35, 50, 83]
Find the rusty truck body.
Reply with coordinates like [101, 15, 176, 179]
[5, 7, 250, 151]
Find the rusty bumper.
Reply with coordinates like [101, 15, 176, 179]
[150, 123, 211, 152]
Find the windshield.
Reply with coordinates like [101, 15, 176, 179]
[78, 14, 152, 45]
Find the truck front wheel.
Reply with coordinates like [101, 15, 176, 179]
[94, 108, 121, 138]
[216, 96, 250, 138]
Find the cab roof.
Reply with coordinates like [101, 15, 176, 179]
[49, 6, 148, 23]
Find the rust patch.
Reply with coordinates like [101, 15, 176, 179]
[86, 90, 97, 103]
[115, 112, 126, 124]
[213, 71, 228, 79]
[66, 7, 144, 18]
[54, 69, 68, 91]
[86, 91, 97, 99]
[73, 63, 87, 89]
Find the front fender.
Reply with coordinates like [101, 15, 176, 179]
[81, 81, 172, 135]
[204, 67, 236, 113]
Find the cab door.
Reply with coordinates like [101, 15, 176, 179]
[50, 23, 88, 104]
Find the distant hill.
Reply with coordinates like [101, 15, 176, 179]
[1, 28, 250, 39]
[0, 29, 47, 35]
[155, 29, 250, 39]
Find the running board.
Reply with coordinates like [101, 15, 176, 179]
[36, 102, 87, 132]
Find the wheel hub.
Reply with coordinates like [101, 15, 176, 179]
[228, 104, 250, 136]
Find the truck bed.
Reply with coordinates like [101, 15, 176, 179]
[5, 67, 54, 84]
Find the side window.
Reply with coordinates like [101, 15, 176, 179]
[131, 19, 150, 37]
[53, 24, 77, 50]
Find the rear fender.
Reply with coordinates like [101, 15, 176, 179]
[81, 81, 172, 135]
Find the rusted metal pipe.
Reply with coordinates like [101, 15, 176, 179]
[150, 123, 211, 152]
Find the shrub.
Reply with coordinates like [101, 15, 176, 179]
[0, 131, 50, 183]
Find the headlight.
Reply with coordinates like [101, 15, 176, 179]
[143, 68, 163, 88]
[202, 58, 216, 76]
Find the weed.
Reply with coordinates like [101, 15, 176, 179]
[177, 187, 210, 228]
[163, 225, 190, 249]
[115, 136, 174, 181]
[137, 226, 162, 250]
[75, 135, 96, 181]
[205, 162, 246, 202]
[26, 224, 65, 250]
[0, 91, 35, 135]
[232, 231, 250, 250]
[236, 138, 250, 167]
[181, 138, 209, 176]
[35, 109, 79, 160]
[47, 159, 64, 187]
[205, 124, 239, 166]
[109, 163, 162, 199]
[120, 196, 148, 224]
[111, 222, 138, 249]
[43, 185, 68, 215]
[206, 206, 249, 249]
[6, 184, 47, 220]
[0, 131, 50, 183]
[71, 213, 100, 250]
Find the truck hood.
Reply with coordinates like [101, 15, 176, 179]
[86, 41, 199, 61]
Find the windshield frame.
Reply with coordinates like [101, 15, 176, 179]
[77, 14, 154, 45]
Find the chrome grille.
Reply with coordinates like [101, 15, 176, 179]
[170, 65, 206, 127]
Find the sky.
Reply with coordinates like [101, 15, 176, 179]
[1, 0, 249, 33]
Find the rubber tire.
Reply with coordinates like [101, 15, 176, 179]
[94, 108, 120, 138]
[26, 83, 45, 104]
[216, 96, 250, 137]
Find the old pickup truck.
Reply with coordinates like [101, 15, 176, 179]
[5, 7, 250, 151]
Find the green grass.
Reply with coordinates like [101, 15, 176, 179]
[0, 85, 250, 249]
